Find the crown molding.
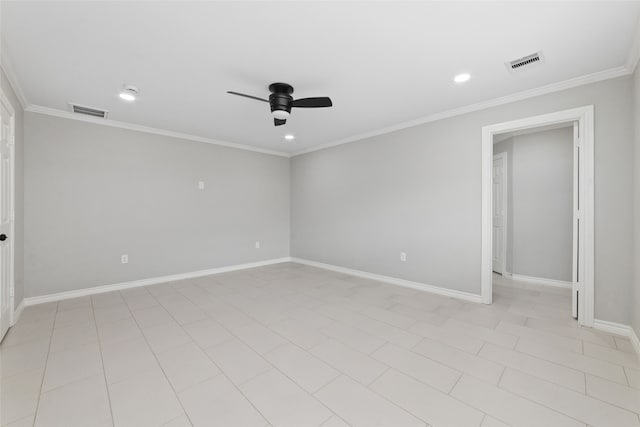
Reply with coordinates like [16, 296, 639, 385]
[25, 105, 291, 158]
[0, 43, 29, 109]
[292, 65, 630, 157]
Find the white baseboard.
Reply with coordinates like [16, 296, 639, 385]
[23, 257, 292, 306]
[593, 319, 640, 360]
[12, 299, 25, 325]
[291, 257, 482, 303]
[505, 272, 572, 289]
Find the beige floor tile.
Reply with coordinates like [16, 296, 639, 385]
[131, 306, 176, 330]
[49, 322, 98, 353]
[240, 369, 332, 427]
[123, 292, 159, 311]
[205, 338, 272, 385]
[479, 342, 585, 393]
[354, 317, 421, 349]
[371, 369, 484, 427]
[91, 291, 125, 308]
[614, 337, 636, 354]
[109, 369, 184, 427]
[451, 375, 584, 427]
[54, 307, 93, 329]
[161, 414, 193, 427]
[408, 320, 485, 354]
[0, 319, 53, 348]
[0, 368, 43, 425]
[97, 316, 143, 344]
[230, 322, 288, 355]
[626, 367, 640, 389]
[182, 318, 234, 349]
[101, 336, 162, 384]
[444, 318, 518, 349]
[371, 343, 460, 393]
[57, 296, 92, 312]
[157, 342, 220, 392]
[500, 368, 639, 427]
[315, 375, 424, 427]
[265, 343, 339, 393]
[269, 318, 329, 350]
[320, 321, 386, 354]
[525, 318, 616, 349]
[481, 416, 511, 427]
[496, 321, 583, 354]
[94, 304, 132, 325]
[585, 374, 640, 414]
[3, 415, 35, 427]
[413, 338, 505, 385]
[310, 338, 388, 385]
[583, 341, 640, 369]
[0, 338, 50, 378]
[35, 374, 111, 427]
[179, 375, 267, 427]
[516, 338, 628, 384]
[320, 416, 351, 427]
[361, 306, 415, 329]
[42, 341, 103, 392]
[142, 321, 193, 354]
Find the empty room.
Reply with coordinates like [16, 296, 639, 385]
[1, 1, 639, 427]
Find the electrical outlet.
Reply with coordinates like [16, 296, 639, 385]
[198, 181, 205, 190]
[121, 254, 129, 264]
[255, 241, 260, 249]
[400, 252, 407, 262]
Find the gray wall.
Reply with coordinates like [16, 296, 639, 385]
[24, 112, 290, 298]
[633, 65, 640, 337]
[0, 67, 24, 308]
[291, 76, 634, 325]
[494, 127, 573, 282]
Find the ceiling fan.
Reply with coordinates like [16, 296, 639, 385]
[227, 83, 332, 126]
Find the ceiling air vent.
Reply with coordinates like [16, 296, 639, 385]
[69, 103, 109, 119]
[506, 51, 544, 73]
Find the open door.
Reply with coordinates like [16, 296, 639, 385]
[0, 94, 14, 342]
[571, 121, 582, 320]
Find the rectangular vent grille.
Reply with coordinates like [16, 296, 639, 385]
[506, 51, 544, 73]
[70, 104, 108, 118]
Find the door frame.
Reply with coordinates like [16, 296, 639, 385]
[492, 152, 508, 276]
[481, 105, 594, 327]
[0, 87, 16, 328]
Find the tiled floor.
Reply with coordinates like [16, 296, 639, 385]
[1, 263, 639, 427]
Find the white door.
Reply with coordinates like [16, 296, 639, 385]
[572, 122, 582, 319]
[0, 96, 14, 342]
[492, 153, 507, 274]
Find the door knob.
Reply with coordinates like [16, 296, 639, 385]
[0, 234, 7, 241]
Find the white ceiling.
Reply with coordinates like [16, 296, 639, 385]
[2, 1, 640, 155]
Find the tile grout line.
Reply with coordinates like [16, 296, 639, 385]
[90, 296, 116, 427]
[29, 302, 59, 427]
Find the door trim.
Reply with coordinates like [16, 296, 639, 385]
[492, 152, 508, 276]
[481, 105, 594, 327]
[0, 87, 16, 328]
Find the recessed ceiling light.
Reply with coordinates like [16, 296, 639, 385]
[284, 134, 295, 141]
[453, 73, 471, 83]
[119, 85, 139, 101]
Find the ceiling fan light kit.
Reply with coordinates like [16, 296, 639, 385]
[227, 82, 332, 127]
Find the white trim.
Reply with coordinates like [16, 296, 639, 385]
[23, 257, 291, 306]
[0, 44, 29, 109]
[593, 320, 640, 360]
[292, 66, 628, 157]
[506, 273, 572, 289]
[25, 105, 291, 158]
[482, 106, 595, 328]
[290, 257, 482, 303]
[12, 299, 24, 326]
[492, 152, 508, 276]
[0, 87, 16, 333]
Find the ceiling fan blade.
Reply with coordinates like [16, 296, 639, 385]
[274, 118, 287, 126]
[227, 91, 269, 103]
[292, 97, 333, 108]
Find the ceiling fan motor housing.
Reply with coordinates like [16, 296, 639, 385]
[269, 83, 294, 115]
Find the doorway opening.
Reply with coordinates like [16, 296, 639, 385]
[481, 106, 594, 327]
